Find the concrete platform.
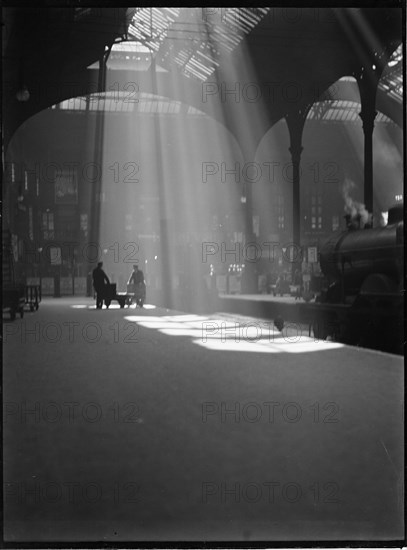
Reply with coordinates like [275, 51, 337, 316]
[3, 297, 404, 543]
[218, 292, 315, 324]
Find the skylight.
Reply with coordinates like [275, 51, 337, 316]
[307, 100, 394, 124]
[126, 7, 271, 82]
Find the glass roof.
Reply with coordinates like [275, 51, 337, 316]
[53, 94, 397, 126]
[378, 44, 402, 103]
[88, 42, 167, 72]
[74, 8, 92, 20]
[307, 100, 395, 125]
[126, 7, 271, 82]
[62, 11, 402, 122]
[52, 93, 206, 115]
[338, 46, 402, 105]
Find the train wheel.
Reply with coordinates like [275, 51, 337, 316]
[385, 307, 404, 354]
[313, 312, 336, 341]
[313, 319, 327, 341]
[302, 290, 314, 303]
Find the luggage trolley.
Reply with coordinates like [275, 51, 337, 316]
[3, 285, 25, 320]
[100, 283, 146, 309]
[102, 283, 127, 308]
[25, 284, 41, 311]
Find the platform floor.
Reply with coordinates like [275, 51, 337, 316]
[3, 297, 404, 543]
[217, 292, 317, 327]
[220, 292, 302, 302]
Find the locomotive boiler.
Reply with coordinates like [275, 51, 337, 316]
[310, 203, 404, 353]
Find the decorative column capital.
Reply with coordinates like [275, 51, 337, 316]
[285, 108, 308, 164]
[359, 110, 377, 134]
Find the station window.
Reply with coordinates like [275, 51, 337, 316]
[11, 163, 15, 183]
[80, 214, 88, 231]
[42, 212, 54, 231]
[24, 171, 28, 191]
[43, 230, 55, 240]
[43, 214, 55, 239]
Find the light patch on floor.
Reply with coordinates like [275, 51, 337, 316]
[124, 314, 344, 354]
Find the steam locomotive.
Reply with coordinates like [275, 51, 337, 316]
[309, 203, 404, 354]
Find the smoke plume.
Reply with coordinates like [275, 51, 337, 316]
[342, 178, 372, 226]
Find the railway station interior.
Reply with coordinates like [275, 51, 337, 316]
[2, 6, 404, 544]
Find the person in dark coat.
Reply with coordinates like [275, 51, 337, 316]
[128, 264, 144, 286]
[92, 262, 110, 309]
[294, 269, 303, 300]
[128, 265, 146, 307]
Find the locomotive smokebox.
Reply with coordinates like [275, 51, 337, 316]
[319, 213, 403, 292]
[388, 203, 403, 224]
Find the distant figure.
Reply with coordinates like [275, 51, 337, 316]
[128, 265, 146, 308]
[294, 269, 303, 300]
[275, 273, 289, 296]
[303, 269, 311, 294]
[92, 262, 110, 309]
[274, 316, 284, 332]
[258, 273, 267, 294]
[128, 264, 144, 286]
[266, 271, 276, 294]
